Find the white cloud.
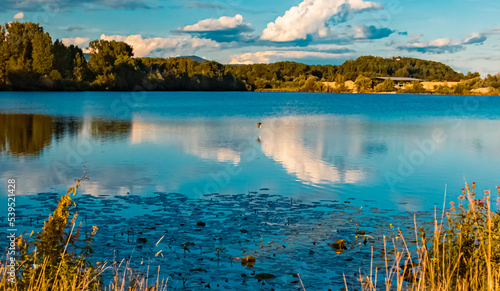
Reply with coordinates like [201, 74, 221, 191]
[14, 12, 24, 19]
[261, 0, 382, 42]
[397, 38, 464, 54]
[182, 14, 248, 32]
[353, 25, 394, 39]
[230, 50, 351, 64]
[397, 26, 500, 55]
[176, 14, 254, 42]
[62, 37, 89, 47]
[100, 34, 220, 57]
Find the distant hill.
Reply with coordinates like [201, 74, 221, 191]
[179, 55, 209, 63]
[84, 53, 208, 63]
[336, 56, 462, 81]
[223, 56, 464, 83]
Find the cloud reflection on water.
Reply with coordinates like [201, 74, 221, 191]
[2, 112, 500, 210]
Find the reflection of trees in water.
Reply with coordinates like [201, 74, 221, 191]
[0, 114, 132, 156]
[90, 119, 132, 140]
[0, 114, 53, 156]
[53, 116, 82, 140]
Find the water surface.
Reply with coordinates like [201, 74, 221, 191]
[1, 91, 500, 210]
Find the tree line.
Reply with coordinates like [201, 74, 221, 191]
[1, 22, 499, 94]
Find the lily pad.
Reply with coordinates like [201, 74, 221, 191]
[253, 273, 276, 281]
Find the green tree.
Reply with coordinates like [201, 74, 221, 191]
[200, 61, 224, 80]
[32, 32, 54, 75]
[88, 39, 136, 88]
[73, 51, 88, 82]
[88, 39, 133, 75]
[374, 78, 396, 92]
[0, 25, 7, 83]
[52, 40, 85, 79]
[354, 75, 372, 93]
[113, 54, 146, 90]
[3, 22, 44, 73]
[301, 76, 319, 92]
[399, 81, 427, 94]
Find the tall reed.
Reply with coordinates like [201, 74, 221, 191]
[358, 182, 500, 291]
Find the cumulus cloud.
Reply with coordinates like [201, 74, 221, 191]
[230, 50, 351, 64]
[261, 0, 383, 42]
[62, 37, 90, 47]
[100, 34, 220, 57]
[397, 26, 500, 54]
[175, 14, 254, 42]
[354, 25, 394, 40]
[463, 33, 488, 45]
[182, 14, 249, 32]
[14, 12, 24, 19]
[397, 38, 464, 54]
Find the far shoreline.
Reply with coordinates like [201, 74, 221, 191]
[0, 90, 497, 96]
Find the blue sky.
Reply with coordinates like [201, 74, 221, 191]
[1, 0, 499, 75]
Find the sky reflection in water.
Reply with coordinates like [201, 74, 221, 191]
[1, 92, 500, 211]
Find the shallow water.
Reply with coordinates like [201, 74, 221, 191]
[10, 189, 435, 290]
[1, 91, 499, 210]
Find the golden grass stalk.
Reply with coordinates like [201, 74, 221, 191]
[358, 183, 500, 291]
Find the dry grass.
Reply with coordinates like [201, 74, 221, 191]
[357, 183, 500, 291]
[0, 175, 168, 291]
[421, 82, 460, 91]
[0, 260, 169, 291]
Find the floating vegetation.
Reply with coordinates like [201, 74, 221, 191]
[328, 239, 348, 255]
[4, 188, 440, 290]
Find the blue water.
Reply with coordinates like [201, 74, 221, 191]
[1, 91, 500, 211]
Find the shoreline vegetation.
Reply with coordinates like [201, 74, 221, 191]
[1, 178, 499, 290]
[1, 22, 500, 95]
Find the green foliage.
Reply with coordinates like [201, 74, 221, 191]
[88, 39, 133, 76]
[335, 82, 350, 93]
[32, 32, 54, 75]
[0, 22, 45, 88]
[139, 57, 247, 91]
[300, 76, 322, 92]
[480, 74, 500, 89]
[418, 183, 500, 289]
[53, 40, 88, 80]
[374, 78, 396, 92]
[489, 87, 500, 95]
[49, 69, 62, 81]
[0, 22, 92, 90]
[354, 75, 372, 93]
[338, 56, 463, 81]
[398, 81, 427, 94]
[16, 175, 101, 290]
[464, 71, 481, 80]
[3, 22, 44, 72]
[73, 52, 89, 82]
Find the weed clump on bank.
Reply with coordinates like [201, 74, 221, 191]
[359, 182, 500, 291]
[0, 175, 167, 291]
